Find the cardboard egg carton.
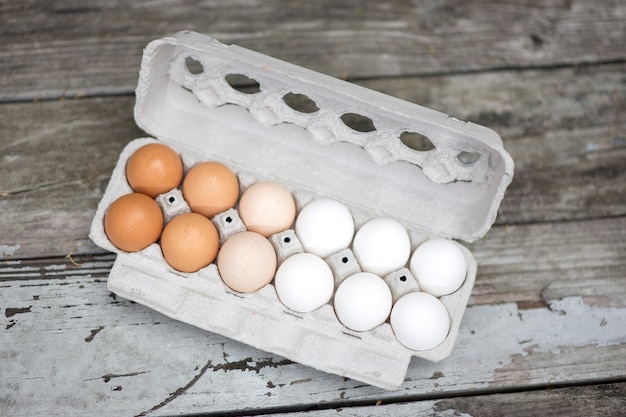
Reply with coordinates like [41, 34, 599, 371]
[89, 31, 514, 389]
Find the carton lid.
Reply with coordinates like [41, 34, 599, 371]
[134, 31, 514, 242]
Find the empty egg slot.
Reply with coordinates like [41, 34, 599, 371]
[225, 73, 261, 94]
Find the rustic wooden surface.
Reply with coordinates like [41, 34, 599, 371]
[1, 1, 625, 416]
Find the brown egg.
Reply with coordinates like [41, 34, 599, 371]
[126, 143, 184, 198]
[160, 212, 219, 272]
[217, 231, 277, 293]
[182, 161, 239, 218]
[104, 193, 164, 252]
[238, 181, 296, 237]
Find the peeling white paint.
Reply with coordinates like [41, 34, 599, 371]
[465, 296, 626, 358]
[0, 244, 21, 257]
[399, 296, 626, 393]
[544, 297, 625, 348]
[44, 264, 67, 271]
[1, 275, 624, 416]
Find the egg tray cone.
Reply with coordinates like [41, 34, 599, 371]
[89, 31, 513, 390]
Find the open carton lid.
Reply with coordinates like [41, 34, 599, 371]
[134, 30, 514, 243]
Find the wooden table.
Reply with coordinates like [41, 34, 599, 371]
[1, 1, 625, 416]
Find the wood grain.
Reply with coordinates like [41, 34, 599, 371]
[1, 64, 625, 259]
[2, 1, 625, 414]
[1, 0, 624, 101]
[251, 383, 626, 416]
[2, 218, 625, 414]
[469, 216, 626, 308]
[0, 96, 142, 259]
[1, 246, 624, 415]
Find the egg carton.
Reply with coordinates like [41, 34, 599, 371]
[89, 31, 514, 389]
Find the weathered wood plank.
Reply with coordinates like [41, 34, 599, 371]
[1, 278, 624, 416]
[2, 63, 625, 259]
[2, 1, 623, 415]
[0, 96, 142, 259]
[1, 0, 625, 101]
[468, 216, 626, 309]
[252, 383, 626, 417]
[430, 383, 626, 417]
[1, 218, 625, 416]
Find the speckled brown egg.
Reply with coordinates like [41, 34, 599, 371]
[104, 192, 164, 252]
[182, 161, 239, 218]
[126, 143, 184, 198]
[160, 212, 220, 273]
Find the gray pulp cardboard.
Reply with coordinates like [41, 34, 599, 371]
[89, 31, 514, 389]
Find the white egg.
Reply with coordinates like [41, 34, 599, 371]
[352, 218, 411, 276]
[295, 198, 355, 258]
[333, 272, 392, 332]
[390, 291, 450, 351]
[410, 238, 467, 297]
[274, 253, 335, 313]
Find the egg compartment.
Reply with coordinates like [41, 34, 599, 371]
[89, 31, 513, 389]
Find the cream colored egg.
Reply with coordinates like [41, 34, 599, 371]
[239, 181, 296, 237]
[217, 231, 277, 293]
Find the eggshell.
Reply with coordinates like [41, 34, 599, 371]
[182, 161, 240, 218]
[333, 272, 392, 332]
[274, 253, 334, 313]
[104, 192, 164, 252]
[160, 212, 220, 272]
[352, 218, 411, 276]
[238, 181, 296, 237]
[217, 231, 277, 293]
[126, 143, 184, 198]
[295, 198, 355, 258]
[390, 292, 450, 351]
[410, 238, 467, 296]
